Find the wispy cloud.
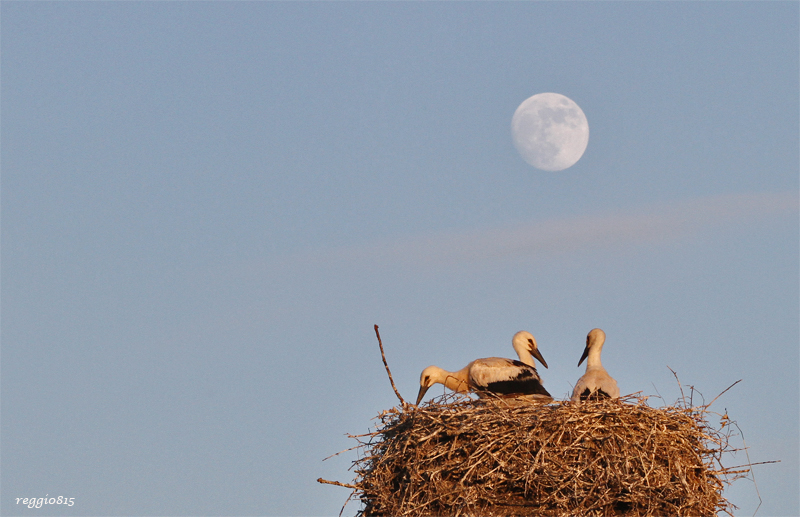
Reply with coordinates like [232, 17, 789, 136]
[324, 191, 798, 269]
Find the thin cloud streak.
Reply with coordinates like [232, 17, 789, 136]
[323, 191, 798, 270]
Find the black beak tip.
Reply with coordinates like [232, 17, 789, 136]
[577, 346, 590, 367]
[416, 386, 429, 406]
[532, 349, 548, 369]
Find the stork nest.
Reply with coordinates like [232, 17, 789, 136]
[323, 393, 750, 517]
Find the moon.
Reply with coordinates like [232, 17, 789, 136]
[511, 93, 589, 171]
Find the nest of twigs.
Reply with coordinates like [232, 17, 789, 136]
[324, 393, 749, 517]
[319, 329, 754, 516]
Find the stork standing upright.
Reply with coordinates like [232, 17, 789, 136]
[416, 332, 551, 405]
[571, 328, 620, 402]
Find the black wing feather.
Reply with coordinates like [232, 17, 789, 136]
[483, 364, 551, 397]
[579, 388, 612, 401]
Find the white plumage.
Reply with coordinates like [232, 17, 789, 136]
[571, 328, 620, 402]
[416, 332, 551, 405]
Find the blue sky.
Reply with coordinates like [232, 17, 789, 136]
[2, 3, 797, 516]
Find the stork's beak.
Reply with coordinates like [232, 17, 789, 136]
[531, 347, 548, 369]
[577, 344, 590, 367]
[416, 385, 430, 406]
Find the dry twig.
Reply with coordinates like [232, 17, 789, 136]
[374, 325, 407, 407]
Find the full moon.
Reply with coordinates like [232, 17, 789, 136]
[511, 93, 589, 171]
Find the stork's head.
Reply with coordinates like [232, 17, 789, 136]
[577, 328, 606, 366]
[512, 330, 548, 369]
[416, 365, 440, 406]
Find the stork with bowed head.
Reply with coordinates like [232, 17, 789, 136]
[416, 331, 552, 405]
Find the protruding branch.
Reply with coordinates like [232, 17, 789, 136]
[317, 478, 359, 490]
[707, 379, 742, 408]
[374, 325, 407, 407]
[667, 366, 686, 405]
[317, 478, 359, 517]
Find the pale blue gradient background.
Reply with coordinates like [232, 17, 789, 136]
[2, 3, 797, 516]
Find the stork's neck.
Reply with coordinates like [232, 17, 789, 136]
[585, 345, 604, 370]
[442, 367, 470, 393]
[516, 348, 536, 367]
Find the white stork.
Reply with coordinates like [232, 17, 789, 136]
[571, 328, 620, 402]
[416, 334, 551, 405]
